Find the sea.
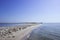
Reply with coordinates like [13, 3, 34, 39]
[28, 23, 60, 40]
[0, 23, 28, 27]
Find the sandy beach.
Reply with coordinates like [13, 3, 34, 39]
[0, 24, 40, 40]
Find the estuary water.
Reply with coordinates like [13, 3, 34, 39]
[28, 23, 60, 40]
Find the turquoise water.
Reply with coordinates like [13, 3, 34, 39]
[28, 23, 60, 40]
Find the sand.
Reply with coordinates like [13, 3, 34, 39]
[0, 24, 40, 40]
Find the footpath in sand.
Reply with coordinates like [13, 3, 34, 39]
[13, 24, 41, 40]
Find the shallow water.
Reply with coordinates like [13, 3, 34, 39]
[28, 23, 60, 40]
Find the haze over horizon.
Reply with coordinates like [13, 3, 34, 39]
[0, 0, 60, 23]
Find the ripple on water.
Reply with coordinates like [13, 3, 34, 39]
[28, 23, 60, 40]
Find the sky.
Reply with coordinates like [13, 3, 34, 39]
[0, 0, 60, 23]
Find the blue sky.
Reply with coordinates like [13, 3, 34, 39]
[0, 0, 60, 23]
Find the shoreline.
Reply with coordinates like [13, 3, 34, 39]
[0, 24, 40, 40]
[20, 24, 41, 40]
